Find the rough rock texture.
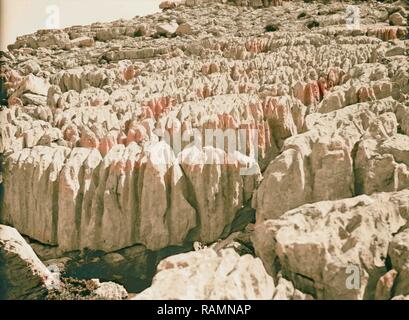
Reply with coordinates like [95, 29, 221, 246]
[91, 279, 128, 300]
[0, 224, 58, 299]
[2, 0, 407, 250]
[0, 225, 128, 301]
[252, 190, 409, 300]
[46, 276, 128, 300]
[134, 248, 276, 300]
[1, 0, 409, 299]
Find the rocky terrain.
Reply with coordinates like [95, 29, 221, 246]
[1, 0, 409, 300]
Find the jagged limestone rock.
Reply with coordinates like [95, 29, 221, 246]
[0, 225, 58, 300]
[0, 0, 408, 299]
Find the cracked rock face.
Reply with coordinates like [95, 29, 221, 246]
[0, 225, 59, 299]
[1, 0, 409, 300]
[134, 248, 277, 300]
[252, 191, 409, 300]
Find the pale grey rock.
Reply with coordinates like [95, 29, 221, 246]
[252, 190, 409, 300]
[389, 12, 407, 26]
[156, 21, 179, 35]
[0, 225, 59, 300]
[91, 279, 128, 300]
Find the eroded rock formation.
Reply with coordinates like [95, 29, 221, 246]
[1, 0, 409, 299]
[134, 248, 277, 300]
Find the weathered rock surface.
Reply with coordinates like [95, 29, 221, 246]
[134, 248, 276, 300]
[0, 226, 128, 300]
[388, 228, 409, 296]
[0, 224, 58, 299]
[1, 0, 409, 299]
[91, 279, 128, 300]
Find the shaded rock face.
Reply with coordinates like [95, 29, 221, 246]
[0, 0, 409, 299]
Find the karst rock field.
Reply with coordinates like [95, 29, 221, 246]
[1, 0, 409, 300]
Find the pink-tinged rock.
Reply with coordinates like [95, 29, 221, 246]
[367, 27, 406, 41]
[245, 38, 269, 53]
[304, 81, 322, 105]
[203, 85, 212, 98]
[217, 113, 238, 129]
[126, 122, 147, 145]
[326, 67, 345, 89]
[0, 224, 59, 300]
[239, 83, 249, 94]
[140, 106, 155, 120]
[389, 13, 407, 27]
[176, 23, 194, 35]
[3, 68, 22, 91]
